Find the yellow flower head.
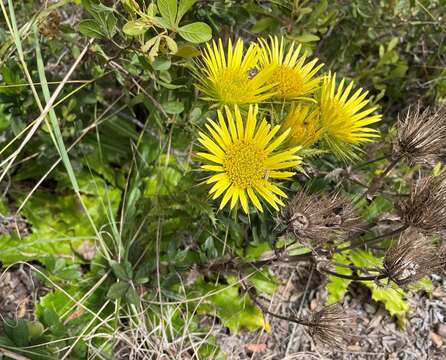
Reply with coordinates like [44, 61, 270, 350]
[258, 36, 323, 100]
[282, 104, 322, 148]
[194, 38, 276, 105]
[197, 105, 301, 213]
[319, 73, 382, 160]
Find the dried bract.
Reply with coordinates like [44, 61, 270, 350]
[393, 104, 446, 165]
[398, 174, 446, 234]
[383, 229, 445, 287]
[279, 191, 362, 245]
[308, 304, 354, 348]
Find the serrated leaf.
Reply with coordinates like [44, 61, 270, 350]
[3, 319, 29, 347]
[79, 19, 105, 39]
[111, 260, 133, 281]
[178, 22, 212, 43]
[326, 252, 352, 304]
[107, 282, 130, 299]
[157, 0, 177, 27]
[195, 281, 268, 333]
[366, 282, 409, 318]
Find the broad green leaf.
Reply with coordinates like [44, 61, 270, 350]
[123, 20, 148, 36]
[163, 100, 184, 114]
[177, 0, 197, 23]
[350, 250, 409, 319]
[79, 19, 105, 39]
[251, 17, 276, 33]
[294, 33, 320, 42]
[178, 22, 212, 43]
[366, 282, 409, 318]
[195, 281, 269, 333]
[174, 44, 200, 57]
[0, 174, 121, 264]
[157, 0, 177, 27]
[248, 271, 277, 295]
[152, 57, 171, 71]
[111, 260, 133, 281]
[326, 252, 352, 304]
[107, 282, 130, 299]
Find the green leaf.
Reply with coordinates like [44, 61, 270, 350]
[177, 0, 197, 23]
[0, 173, 121, 264]
[366, 283, 409, 318]
[163, 100, 184, 114]
[3, 319, 29, 347]
[250, 17, 276, 33]
[350, 250, 409, 319]
[293, 33, 320, 42]
[79, 19, 105, 39]
[326, 252, 352, 304]
[174, 44, 200, 57]
[195, 281, 268, 333]
[123, 20, 148, 36]
[157, 0, 178, 27]
[178, 22, 212, 43]
[153, 57, 171, 71]
[110, 260, 133, 281]
[107, 282, 130, 299]
[248, 271, 277, 295]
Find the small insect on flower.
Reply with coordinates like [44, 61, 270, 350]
[383, 229, 445, 287]
[279, 191, 362, 245]
[397, 174, 446, 234]
[308, 304, 354, 349]
[282, 104, 322, 148]
[257, 36, 323, 100]
[319, 73, 382, 161]
[194, 38, 276, 105]
[393, 103, 446, 165]
[197, 105, 302, 213]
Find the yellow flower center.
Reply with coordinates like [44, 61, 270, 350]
[214, 68, 252, 104]
[223, 140, 266, 189]
[272, 65, 304, 99]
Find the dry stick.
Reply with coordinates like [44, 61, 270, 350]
[336, 225, 408, 253]
[362, 155, 403, 200]
[319, 267, 387, 281]
[242, 281, 311, 327]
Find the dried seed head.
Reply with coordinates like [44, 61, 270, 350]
[308, 304, 354, 348]
[383, 229, 445, 287]
[393, 104, 446, 165]
[279, 191, 362, 245]
[397, 174, 446, 234]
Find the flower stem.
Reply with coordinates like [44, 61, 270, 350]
[337, 225, 408, 253]
[363, 155, 402, 199]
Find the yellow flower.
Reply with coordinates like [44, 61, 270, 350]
[319, 73, 382, 160]
[282, 104, 322, 148]
[197, 105, 301, 213]
[258, 36, 323, 100]
[194, 38, 276, 105]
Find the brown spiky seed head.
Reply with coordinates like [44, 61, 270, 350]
[308, 303, 354, 348]
[383, 229, 445, 287]
[393, 103, 446, 165]
[279, 191, 362, 244]
[397, 174, 446, 234]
